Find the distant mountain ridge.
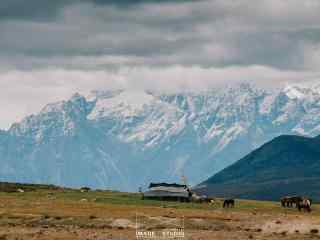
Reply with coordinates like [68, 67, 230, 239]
[196, 134, 320, 201]
[1, 83, 320, 191]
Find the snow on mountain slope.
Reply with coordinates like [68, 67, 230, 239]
[88, 90, 187, 148]
[88, 90, 155, 119]
[1, 83, 320, 191]
[9, 93, 92, 142]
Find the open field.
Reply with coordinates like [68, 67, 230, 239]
[0, 186, 319, 239]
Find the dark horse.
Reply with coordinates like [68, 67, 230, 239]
[223, 199, 235, 208]
[280, 196, 303, 208]
[297, 198, 312, 212]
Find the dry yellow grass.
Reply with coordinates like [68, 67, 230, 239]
[0, 189, 319, 239]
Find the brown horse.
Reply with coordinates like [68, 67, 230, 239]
[223, 199, 235, 208]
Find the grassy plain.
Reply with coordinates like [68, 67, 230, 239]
[0, 186, 319, 239]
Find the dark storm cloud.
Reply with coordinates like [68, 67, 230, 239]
[92, 0, 196, 6]
[0, 0, 194, 21]
[1, 0, 320, 70]
[0, 0, 75, 21]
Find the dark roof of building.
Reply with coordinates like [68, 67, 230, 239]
[148, 182, 187, 189]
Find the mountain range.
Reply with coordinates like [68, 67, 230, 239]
[1, 82, 320, 191]
[196, 135, 320, 201]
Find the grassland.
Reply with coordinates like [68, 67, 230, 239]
[0, 184, 319, 239]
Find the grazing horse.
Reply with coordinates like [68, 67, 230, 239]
[280, 196, 303, 208]
[291, 196, 303, 207]
[223, 199, 235, 208]
[297, 198, 311, 212]
[280, 196, 290, 207]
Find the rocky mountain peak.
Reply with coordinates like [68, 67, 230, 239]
[2, 83, 320, 191]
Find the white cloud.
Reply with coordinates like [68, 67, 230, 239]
[303, 43, 320, 70]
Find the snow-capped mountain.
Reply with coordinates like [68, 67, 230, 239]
[1, 83, 320, 191]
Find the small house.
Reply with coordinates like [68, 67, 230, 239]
[143, 183, 191, 202]
[17, 188, 25, 193]
[80, 187, 91, 193]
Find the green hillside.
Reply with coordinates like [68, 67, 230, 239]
[197, 135, 320, 201]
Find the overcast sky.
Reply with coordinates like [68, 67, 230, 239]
[1, 0, 320, 129]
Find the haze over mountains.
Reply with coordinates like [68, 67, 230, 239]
[1, 82, 320, 191]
